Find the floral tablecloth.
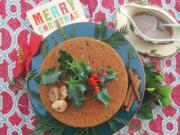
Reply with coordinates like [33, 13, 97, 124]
[0, 0, 179, 135]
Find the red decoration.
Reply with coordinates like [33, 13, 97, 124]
[13, 33, 42, 78]
[88, 72, 106, 93]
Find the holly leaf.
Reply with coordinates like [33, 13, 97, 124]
[58, 50, 73, 70]
[95, 89, 112, 107]
[144, 62, 156, 71]
[137, 102, 154, 119]
[66, 79, 87, 108]
[155, 74, 164, 81]
[159, 97, 171, 107]
[39, 68, 63, 85]
[100, 70, 115, 83]
[157, 86, 171, 98]
[68, 60, 93, 79]
[146, 88, 155, 92]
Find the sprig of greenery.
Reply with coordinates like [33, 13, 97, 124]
[95, 89, 112, 107]
[67, 79, 87, 108]
[107, 116, 141, 133]
[36, 68, 63, 85]
[128, 47, 137, 60]
[94, 20, 107, 39]
[94, 21, 128, 48]
[40, 40, 49, 58]
[58, 50, 73, 70]
[74, 128, 98, 135]
[137, 62, 172, 119]
[99, 70, 115, 83]
[33, 115, 66, 135]
[58, 28, 68, 41]
[58, 28, 76, 41]
[150, 49, 162, 57]
[119, 25, 129, 35]
[102, 31, 128, 48]
[68, 60, 93, 80]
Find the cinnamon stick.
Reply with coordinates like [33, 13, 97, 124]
[124, 85, 133, 106]
[128, 69, 141, 101]
[125, 92, 135, 112]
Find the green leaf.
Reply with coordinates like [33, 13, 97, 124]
[58, 28, 68, 41]
[95, 25, 100, 39]
[68, 60, 93, 79]
[95, 89, 112, 107]
[155, 75, 164, 81]
[146, 88, 155, 92]
[103, 31, 127, 48]
[128, 47, 137, 60]
[74, 128, 88, 135]
[90, 128, 98, 135]
[119, 25, 129, 35]
[108, 120, 118, 132]
[100, 70, 115, 83]
[130, 24, 134, 32]
[58, 50, 73, 70]
[137, 102, 154, 119]
[67, 79, 87, 108]
[39, 68, 63, 85]
[112, 117, 137, 129]
[40, 40, 49, 58]
[27, 70, 39, 80]
[150, 49, 162, 57]
[144, 62, 156, 71]
[159, 97, 171, 107]
[100, 20, 107, 39]
[33, 115, 66, 135]
[157, 86, 171, 98]
[69, 29, 76, 39]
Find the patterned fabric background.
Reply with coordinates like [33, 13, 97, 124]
[0, 0, 179, 135]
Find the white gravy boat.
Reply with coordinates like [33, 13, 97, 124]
[119, 2, 180, 44]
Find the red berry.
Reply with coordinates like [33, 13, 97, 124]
[92, 81, 97, 86]
[95, 86, 100, 92]
[101, 72, 107, 77]
[95, 78, 102, 83]
[92, 73, 98, 78]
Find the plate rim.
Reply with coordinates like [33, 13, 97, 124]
[28, 22, 145, 134]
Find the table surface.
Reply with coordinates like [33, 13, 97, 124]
[0, 0, 179, 135]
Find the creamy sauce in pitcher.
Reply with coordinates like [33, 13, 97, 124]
[132, 13, 172, 39]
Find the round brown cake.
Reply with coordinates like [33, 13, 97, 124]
[39, 38, 128, 128]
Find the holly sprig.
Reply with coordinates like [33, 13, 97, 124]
[137, 62, 172, 119]
[35, 50, 115, 108]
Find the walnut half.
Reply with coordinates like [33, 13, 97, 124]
[49, 87, 59, 102]
[51, 100, 68, 112]
[59, 86, 68, 100]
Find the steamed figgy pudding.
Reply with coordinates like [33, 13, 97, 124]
[38, 38, 128, 128]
